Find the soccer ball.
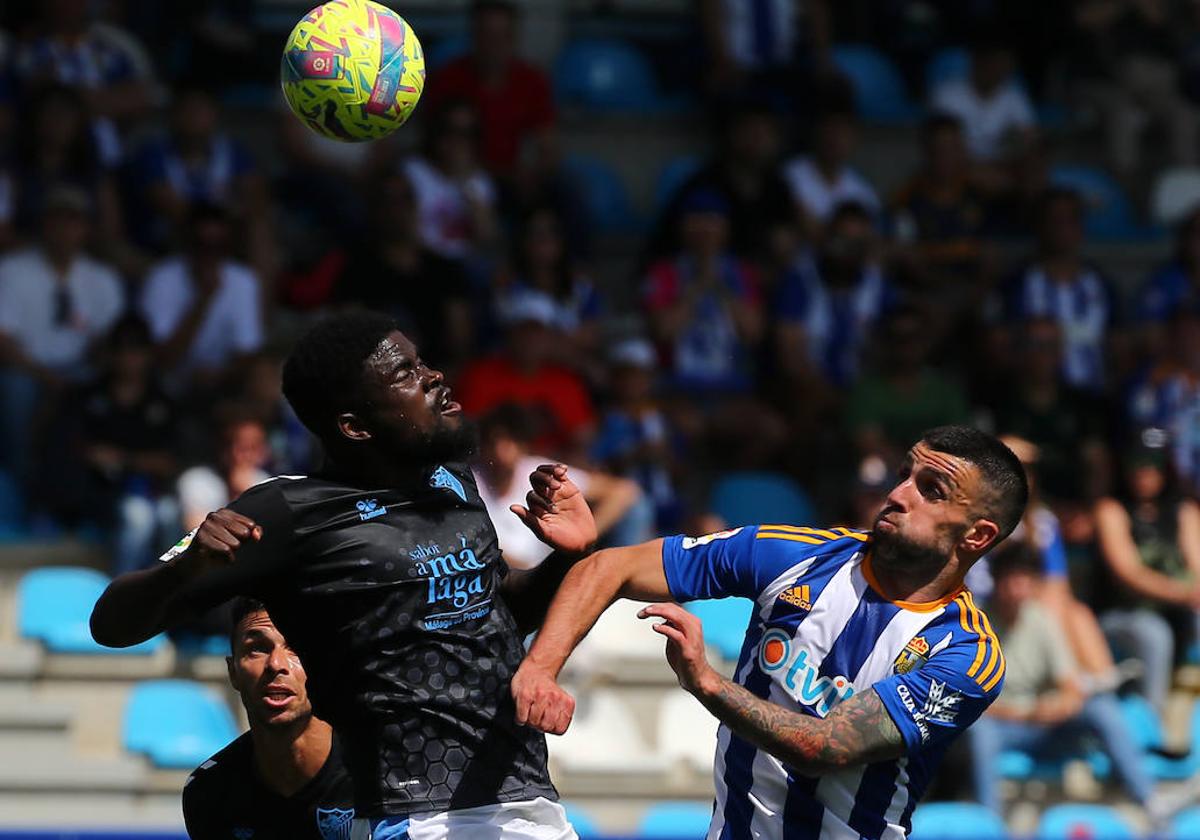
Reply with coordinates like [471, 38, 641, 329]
[280, 0, 425, 142]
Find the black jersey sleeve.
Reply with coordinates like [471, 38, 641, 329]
[181, 771, 222, 839]
[173, 479, 296, 611]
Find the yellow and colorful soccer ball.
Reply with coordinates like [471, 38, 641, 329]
[280, 0, 425, 142]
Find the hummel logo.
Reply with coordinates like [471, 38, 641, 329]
[356, 499, 387, 521]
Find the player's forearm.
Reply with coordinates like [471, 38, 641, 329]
[692, 675, 905, 776]
[502, 551, 583, 637]
[522, 549, 627, 676]
[90, 559, 198, 647]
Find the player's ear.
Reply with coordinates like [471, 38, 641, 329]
[225, 655, 237, 689]
[962, 518, 1000, 555]
[336, 412, 372, 443]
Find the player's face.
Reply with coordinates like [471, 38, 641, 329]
[873, 443, 992, 565]
[355, 331, 474, 463]
[228, 611, 311, 729]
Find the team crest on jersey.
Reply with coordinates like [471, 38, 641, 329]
[778, 584, 812, 611]
[316, 806, 355, 840]
[893, 636, 930, 675]
[681, 528, 743, 549]
[430, 465, 467, 502]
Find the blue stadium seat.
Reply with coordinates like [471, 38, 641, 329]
[709, 471, 816, 529]
[427, 33, 468, 70]
[17, 567, 167, 655]
[910, 802, 1007, 840]
[123, 680, 239, 770]
[1172, 806, 1200, 840]
[1037, 804, 1138, 840]
[562, 802, 601, 839]
[638, 800, 713, 838]
[564, 154, 640, 234]
[554, 38, 665, 111]
[831, 45, 918, 124]
[686, 597, 755, 661]
[655, 154, 703, 212]
[1050, 165, 1157, 241]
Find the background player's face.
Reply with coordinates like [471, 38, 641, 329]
[354, 331, 474, 463]
[228, 611, 312, 729]
[874, 443, 993, 566]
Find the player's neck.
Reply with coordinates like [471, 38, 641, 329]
[869, 549, 966, 605]
[251, 715, 333, 799]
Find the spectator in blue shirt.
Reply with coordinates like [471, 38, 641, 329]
[994, 188, 1120, 393]
[773, 201, 895, 390]
[1137, 207, 1200, 359]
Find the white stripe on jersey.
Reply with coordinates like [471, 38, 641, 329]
[748, 556, 868, 840]
[757, 557, 821, 615]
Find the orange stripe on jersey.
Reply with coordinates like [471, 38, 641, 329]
[983, 646, 1007, 692]
[963, 597, 988, 678]
[758, 525, 841, 540]
[755, 532, 825, 545]
[832, 527, 869, 541]
[970, 593, 1002, 687]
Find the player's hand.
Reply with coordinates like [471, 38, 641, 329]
[510, 464, 597, 557]
[175, 508, 263, 578]
[511, 661, 576, 735]
[639, 602, 721, 697]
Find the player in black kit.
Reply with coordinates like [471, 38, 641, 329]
[90, 312, 597, 839]
[184, 598, 363, 840]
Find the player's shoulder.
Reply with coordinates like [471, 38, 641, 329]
[183, 732, 252, 804]
[925, 589, 1005, 694]
[752, 524, 870, 563]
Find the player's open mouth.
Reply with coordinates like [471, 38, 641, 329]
[262, 686, 295, 708]
[438, 391, 462, 416]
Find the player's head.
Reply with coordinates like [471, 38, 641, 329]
[226, 598, 312, 729]
[281, 312, 474, 467]
[873, 426, 1028, 573]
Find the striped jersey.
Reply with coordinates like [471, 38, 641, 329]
[661, 525, 1004, 840]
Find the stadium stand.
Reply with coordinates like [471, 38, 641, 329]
[831, 45, 920, 124]
[1036, 804, 1140, 840]
[122, 680, 239, 771]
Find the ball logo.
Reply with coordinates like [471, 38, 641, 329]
[758, 629, 791, 671]
[313, 56, 328, 71]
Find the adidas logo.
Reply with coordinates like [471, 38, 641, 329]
[778, 584, 812, 611]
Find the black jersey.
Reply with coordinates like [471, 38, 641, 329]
[182, 732, 363, 840]
[172, 464, 556, 816]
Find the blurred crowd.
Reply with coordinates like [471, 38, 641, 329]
[8, 0, 1200, 817]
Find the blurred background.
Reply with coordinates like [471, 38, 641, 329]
[7, 0, 1200, 837]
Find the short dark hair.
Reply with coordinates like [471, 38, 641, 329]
[229, 597, 268, 653]
[281, 311, 400, 444]
[480, 402, 537, 445]
[920, 425, 1029, 542]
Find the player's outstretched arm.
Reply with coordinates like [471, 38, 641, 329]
[511, 539, 672, 734]
[643, 602, 906, 775]
[90, 509, 262, 647]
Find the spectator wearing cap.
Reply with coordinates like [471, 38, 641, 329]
[139, 202, 264, 393]
[456, 289, 596, 463]
[35, 314, 179, 574]
[647, 101, 794, 263]
[773, 201, 895, 391]
[591, 338, 683, 532]
[782, 107, 880, 241]
[929, 35, 1037, 164]
[0, 185, 124, 480]
[473, 403, 645, 571]
[495, 204, 603, 379]
[643, 188, 763, 396]
[130, 83, 268, 266]
[1095, 438, 1200, 713]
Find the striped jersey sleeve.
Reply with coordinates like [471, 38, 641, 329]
[661, 525, 868, 602]
[873, 592, 1005, 754]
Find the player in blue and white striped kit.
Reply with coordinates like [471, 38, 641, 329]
[511, 426, 1028, 840]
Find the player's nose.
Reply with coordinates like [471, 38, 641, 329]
[265, 645, 290, 673]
